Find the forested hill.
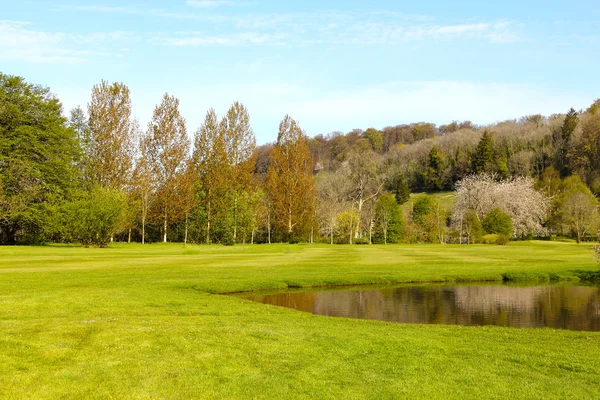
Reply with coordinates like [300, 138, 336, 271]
[1, 71, 599, 246]
[257, 105, 600, 195]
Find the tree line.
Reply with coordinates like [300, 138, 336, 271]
[1, 72, 599, 246]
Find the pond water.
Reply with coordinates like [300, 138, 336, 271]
[245, 283, 600, 331]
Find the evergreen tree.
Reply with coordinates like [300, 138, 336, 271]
[552, 108, 579, 177]
[423, 145, 445, 190]
[389, 173, 410, 204]
[469, 131, 495, 174]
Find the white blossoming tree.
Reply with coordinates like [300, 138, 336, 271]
[453, 174, 549, 239]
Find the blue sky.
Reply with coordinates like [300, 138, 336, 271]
[1, 0, 599, 144]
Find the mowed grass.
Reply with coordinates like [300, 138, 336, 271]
[1, 241, 599, 399]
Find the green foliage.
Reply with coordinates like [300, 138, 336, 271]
[423, 145, 445, 190]
[469, 130, 495, 174]
[552, 108, 579, 176]
[335, 210, 359, 244]
[374, 193, 403, 244]
[65, 186, 126, 247]
[482, 209, 513, 237]
[462, 209, 483, 244]
[411, 195, 447, 243]
[363, 128, 383, 152]
[412, 195, 436, 225]
[388, 173, 410, 204]
[482, 233, 510, 245]
[0, 73, 80, 244]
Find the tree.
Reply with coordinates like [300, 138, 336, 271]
[221, 102, 256, 242]
[267, 115, 316, 240]
[316, 171, 351, 245]
[336, 210, 360, 244]
[132, 129, 156, 244]
[347, 149, 385, 239]
[453, 174, 549, 238]
[374, 193, 403, 244]
[65, 186, 125, 247]
[146, 93, 190, 243]
[570, 113, 600, 193]
[388, 173, 411, 204]
[482, 208, 513, 237]
[86, 80, 135, 190]
[554, 176, 600, 243]
[0, 73, 80, 244]
[192, 108, 230, 244]
[423, 145, 445, 190]
[363, 128, 383, 152]
[460, 209, 482, 244]
[412, 195, 447, 243]
[562, 192, 599, 243]
[469, 131, 495, 174]
[552, 108, 579, 176]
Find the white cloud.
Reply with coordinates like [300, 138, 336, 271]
[0, 20, 134, 63]
[186, 0, 231, 8]
[156, 32, 284, 46]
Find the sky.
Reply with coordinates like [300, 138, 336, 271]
[1, 0, 599, 144]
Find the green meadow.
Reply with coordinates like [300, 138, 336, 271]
[1, 242, 599, 399]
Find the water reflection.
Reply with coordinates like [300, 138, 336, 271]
[246, 284, 600, 331]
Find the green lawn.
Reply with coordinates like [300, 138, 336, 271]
[1, 242, 599, 399]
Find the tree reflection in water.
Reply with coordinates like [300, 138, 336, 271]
[246, 284, 600, 331]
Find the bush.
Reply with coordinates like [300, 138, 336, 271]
[65, 187, 126, 247]
[482, 234, 509, 245]
[482, 208, 512, 237]
[354, 237, 370, 245]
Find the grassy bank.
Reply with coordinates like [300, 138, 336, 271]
[1, 242, 599, 398]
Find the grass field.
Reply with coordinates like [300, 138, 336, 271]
[1, 241, 599, 399]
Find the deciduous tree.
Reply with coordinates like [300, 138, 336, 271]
[86, 80, 135, 190]
[267, 115, 316, 240]
[146, 93, 190, 243]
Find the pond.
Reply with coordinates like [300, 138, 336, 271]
[245, 283, 600, 331]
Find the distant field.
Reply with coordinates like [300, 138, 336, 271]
[404, 191, 457, 214]
[0, 242, 599, 399]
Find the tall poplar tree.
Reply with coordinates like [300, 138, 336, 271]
[267, 115, 316, 240]
[86, 80, 135, 190]
[147, 93, 190, 243]
[193, 109, 230, 244]
[132, 129, 155, 244]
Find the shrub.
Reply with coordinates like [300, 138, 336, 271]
[354, 237, 370, 245]
[482, 208, 512, 237]
[481, 234, 509, 245]
[65, 187, 126, 247]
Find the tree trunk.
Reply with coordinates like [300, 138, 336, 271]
[267, 209, 271, 244]
[233, 195, 237, 243]
[163, 209, 168, 243]
[330, 217, 334, 245]
[128, 228, 131, 243]
[206, 200, 211, 245]
[184, 213, 188, 245]
[142, 214, 146, 245]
